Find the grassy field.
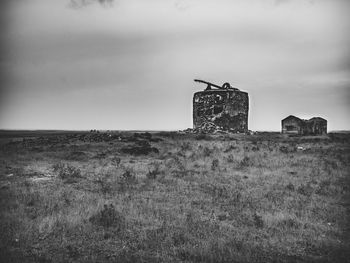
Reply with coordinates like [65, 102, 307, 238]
[0, 131, 349, 262]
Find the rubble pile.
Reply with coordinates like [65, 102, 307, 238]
[194, 122, 228, 134]
[183, 122, 250, 134]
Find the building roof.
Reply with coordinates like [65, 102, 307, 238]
[281, 115, 302, 122]
[282, 115, 327, 122]
[308, 117, 327, 122]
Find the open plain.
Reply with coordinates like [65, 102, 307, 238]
[0, 130, 349, 262]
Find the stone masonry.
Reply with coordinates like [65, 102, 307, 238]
[193, 80, 249, 133]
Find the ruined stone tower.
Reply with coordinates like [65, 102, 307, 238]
[193, 79, 249, 133]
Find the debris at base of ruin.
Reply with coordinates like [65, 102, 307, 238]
[182, 125, 253, 135]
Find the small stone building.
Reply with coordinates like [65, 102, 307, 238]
[281, 115, 304, 134]
[193, 80, 249, 133]
[281, 115, 327, 135]
[304, 117, 327, 135]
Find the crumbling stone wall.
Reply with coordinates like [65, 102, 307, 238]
[304, 118, 327, 135]
[193, 89, 249, 133]
[281, 116, 303, 134]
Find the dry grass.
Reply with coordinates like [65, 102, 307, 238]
[0, 131, 349, 262]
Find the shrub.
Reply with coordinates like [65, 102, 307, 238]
[139, 132, 152, 140]
[195, 134, 212, 141]
[66, 151, 88, 161]
[201, 183, 230, 199]
[53, 163, 82, 183]
[285, 183, 295, 191]
[180, 141, 191, 151]
[121, 168, 135, 181]
[203, 147, 213, 157]
[147, 162, 161, 179]
[111, 156, 121, 167]
[52, 162, 64, 172]
[224, 145, 237, 152]
[168, 156, 188, 178]
[169, 156, 185, 171]
[251, 140, 258, 145]
[315, 180, 331, 195]
[156, 131, 177, 139]
[251, 146, 260, 151]
[121, 142, 159, 155]
[95, 173, 113, 195]
[211, 159, 219, 171]
[118, 167, 137, 190]
[253, 213, 264, 228]
[89, 204, 125, 230]
[297, 184, 313, 196]
[226, 154, 235, 163]
[239, 156, 251, 168]
[94, 152, 107, 159]
[276, 217, 301, 229]
[279, 145, 295, 153]
[323, 159, 338, 172]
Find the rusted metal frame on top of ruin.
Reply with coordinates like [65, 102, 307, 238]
[194, 79, 239, 91]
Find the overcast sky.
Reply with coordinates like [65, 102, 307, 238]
[1, 0, 349, 131]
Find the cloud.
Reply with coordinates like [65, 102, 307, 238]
[1, 0, 349, 130]
[274, 0, 314, 5]
[69, 0, 115, 9]
[174, 0, 193, 11]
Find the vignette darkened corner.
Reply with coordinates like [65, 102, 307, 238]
[1, 0, 349, 262]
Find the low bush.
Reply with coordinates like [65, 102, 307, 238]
[147, 162, 161, 179]
[279, 145, 296, 153]
[202, 147, 213, 157]
[118, 167, 138, 190]
[224, 144, 237, 152]
[239, 156, 251, 168]
[111, 156, 121, 167]
[89, 204, 125, 230]
[52, 163, 82, 183]
[211, 159, 219, 171]
[180, 141, 191, 151]
[95, 173, 114, 195]
[226, 154, 235, 163]
[253, 213, 264, 228]
[285, 183, 295, 191]
[65, 151, 88, 161]
[195, 134, 212, 141]
[121, 141, 159, 155]
[297, 184, 314, 196]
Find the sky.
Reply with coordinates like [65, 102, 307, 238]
[0, 0, 349, 131]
